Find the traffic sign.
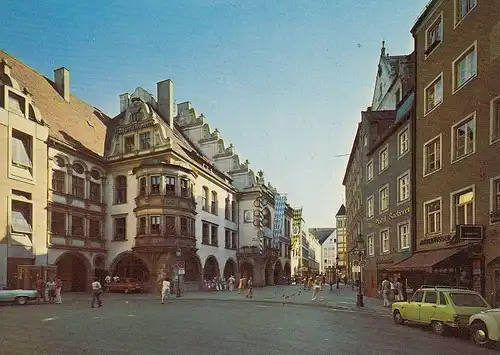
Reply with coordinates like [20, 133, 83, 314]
[173, 261, 185, 270]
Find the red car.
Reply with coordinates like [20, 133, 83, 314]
[105, 278, 144, 294]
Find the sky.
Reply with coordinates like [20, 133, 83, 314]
[2, 0, 429, 227]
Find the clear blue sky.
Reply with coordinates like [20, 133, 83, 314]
[2, 0, 429, 227]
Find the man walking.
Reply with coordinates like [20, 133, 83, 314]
[161, 277, 171, 304]
[90, 278, 103, 308]
[380, 276, 391, 308]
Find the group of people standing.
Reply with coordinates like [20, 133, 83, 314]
[35, 277, 63, 304]
[380, 276, 405, 307]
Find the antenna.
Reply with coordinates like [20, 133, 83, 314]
[334, 154, 350, 158]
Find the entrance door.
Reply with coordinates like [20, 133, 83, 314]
[419, 291, 438, 324]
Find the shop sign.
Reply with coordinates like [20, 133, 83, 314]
[374, 207, 411, 226]
[457, 224, 483, 242]
[419, 234, 459, 246]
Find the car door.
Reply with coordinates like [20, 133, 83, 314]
[0, 290, 15, 302]
[419, 291, 438, 324]
[403, 290, 424, 321]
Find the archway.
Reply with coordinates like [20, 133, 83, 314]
[265, 258, 274, 286]
[223, 258, 236, 279]
[284, 262, 291, 283]
[203, 256, 220, 280]
[274, 260, 283, 285]
[112, 253, 150, 282]
[55, 252, 90, 292]
[185, 254, 202, 282]
[240, 261, 254, 279]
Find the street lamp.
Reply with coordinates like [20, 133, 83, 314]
[355, 234, 365, 307]
[175, 248, 182, 298]
[335, 255, 340, 289]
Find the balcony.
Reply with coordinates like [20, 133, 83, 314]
[134, 192, 196, 212]
[133, 231, 196, 250]
[49, 233, 106, 251]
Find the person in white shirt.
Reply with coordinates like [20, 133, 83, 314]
[161, 278, 171, 304]
[90, 278, 103, 308]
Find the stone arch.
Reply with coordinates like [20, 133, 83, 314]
[54, 251, 91, 292]
[71, 159, 89, 173]
[284, 261, 291, 280]
[223, 258, 237, 279]
[273, 259, 283, 285]
[52, 153, 70, 168]
[109, 252, 152, 283]
[185, 253, 202, 282]
[240, 260, 254, 280]
[203, 255, 220, 280]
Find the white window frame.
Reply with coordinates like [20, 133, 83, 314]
[454, 0, 477, 28]
[423, 197, 442, 235]
[379, 184, 389, 213]
[490, 95, 500, 145]
[423, 134, 442, 177]
[397, 220, 410, 250]
[398, 126, 409, 158]
[379, 145, 389, 173]
[366, 195, 374, 219]
[397, 170, 410, 205]
[380, 228, 390, 254]
[449, 185, 475, 232]
[424, 73, 444, 116]
[366, 160, 373, 181]
[363, 134, 368, 147]
[367, 233, 374, 256]
[452, 41, 477, 94]
[451, 112, 476, 163]
[490, 175, 500, 225]
[424, 12, 444, 59]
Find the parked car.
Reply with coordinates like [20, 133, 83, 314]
[0, 288, 38, 305]
[104, 278, 144, 294]
[392, 285, 491, 335]
[469, 308, 500, 348]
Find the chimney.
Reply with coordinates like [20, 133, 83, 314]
[119, 93, 130, 112]
[157, 79, 174, 128]
[54, 67, 70, 102]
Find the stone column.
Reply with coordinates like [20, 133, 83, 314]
[253, 259, 266, 287]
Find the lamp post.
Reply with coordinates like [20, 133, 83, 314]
[175, 248, 182, 298]
[335, 256, 340, 289]
[355, 234, 365, 307]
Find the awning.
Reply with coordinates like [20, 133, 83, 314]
[387, 247, 465, 272]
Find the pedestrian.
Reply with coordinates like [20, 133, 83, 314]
[380, 276, 391, 308]
[311, 276, 321, 301]
[394, 278, 404, 301]
[228, 275, 235, 291]
[55, 278, 63, 304]
[90, 278, 103, 308]
[245, 277, 253, 298]
[238, 276, 246, 294]
[35, 276, 46, 303]
[161, 277, 171, 304]
[46, 278, 56, 303]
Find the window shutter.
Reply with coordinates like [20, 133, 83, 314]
[11, 210, 32, 234]
[12, 136, 32, 168]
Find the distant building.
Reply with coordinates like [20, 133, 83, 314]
[335, 205, 347, 278]
[309, 228, 337, 275]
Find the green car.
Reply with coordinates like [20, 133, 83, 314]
[392, 286, 491, 335]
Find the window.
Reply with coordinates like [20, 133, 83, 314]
[366, 196, 374, 218]
[90, 170, 100, 180]
[89, 182, 101, 202]
[453, 43, 477, 91]
[424, 292, 438, 304]
[225, 198, 230, 220]
[424, 135, 442, 175]
[379, 147, 388, 172]
[398, 173, 410, 202]
[138, 217, 146, 235]
[114, 217, 126, 241]
[424, 199, 441, 234]
[398, 222, 410, 250]
[202, 187, 209, 211]
[363, 134, 368, 147]
[165, 176, 176, 194]
[425, 15, 443, 55]
[366, 161, 373, 181]
[202, 223, 210, 244]
[211, 191, 218, 214]
[165, 216, 176, 234]
[380, 229, 389, 254]
[51, 211, 66, 235]
[73, 163, 84, 175]
[150, 216, 161, 234]
[491, 178, 500, 222]
[452, 115, 475, 161]
[52, 170, 65, 193]
[89, 220, 101, 238]
[456, 0, 476, 23]
[180, 179, 189, 197]
[139, 132, 151, 149]
[11, 129, 33, 172]
[8, 92, 25, 114]
[262, 207, 272, 228]
[231, 201, 237, 222]
[398, 128, 409, 156]
[180, 217, 188, 235]
[225, 229, 231, 248]
[411, 291, 424, 303]
[150, 176, 161, 195]
[189, 218, 195, 237]
[491, 97, 500, 143]
[439, 292, 448, 305]
[425, 74, 443, 114]
[72, 176, 85, 198]
[452, 187, 474, 228]
[124, 135, 135, 153]
[367, 234, 374, 256]
[211, 225, 218, 246]
[72, 216, 84, 236]
[139, 177, 146, 195]
[115, 175, 127, 204]
[11, 200, 32, 234]
[379, 186, 389, 212]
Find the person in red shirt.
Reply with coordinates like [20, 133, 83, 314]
[35, 277, 46, 303]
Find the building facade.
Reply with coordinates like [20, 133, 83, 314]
[309, 228, 336, 275]
[398, 0, 500, 303]
[335, 205, 347, 278]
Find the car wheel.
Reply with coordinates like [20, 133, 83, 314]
[124, 288, 129, 294]
[431, 321, 446, 336]
[471, 321, 496, 348]
[393, 311, 404, 325]
[16, 296, 28, 305]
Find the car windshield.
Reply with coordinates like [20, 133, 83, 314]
[449, 293, 488, 307]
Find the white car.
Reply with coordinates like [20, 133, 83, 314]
[469, 308, 500, 348]
[0, 289, 38, 305]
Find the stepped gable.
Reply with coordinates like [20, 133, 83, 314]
[0, 50, 110, 157]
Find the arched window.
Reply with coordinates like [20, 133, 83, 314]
[225, 197, 230, 220]
[211, 191, 218, 215]
[262, 207, 272, 229]
[231, 201, 237, 222]
[202, 187, 209, 211]
[115, 175, 127, 204]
